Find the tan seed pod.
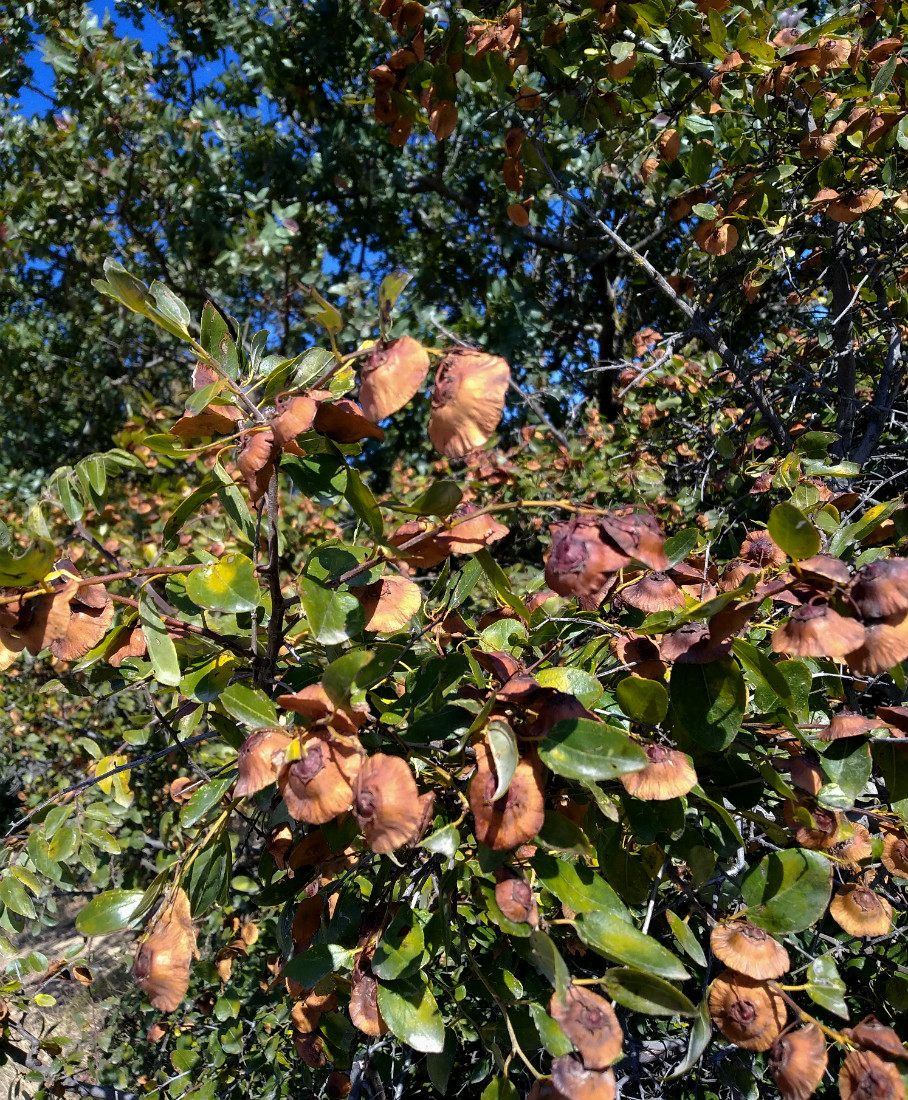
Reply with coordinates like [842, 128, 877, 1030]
[800, 132, 837, 160]
[708, 969, 787, 1050]
[658, 128, 681, 161]
[550, 1054, 616, 1100]
[830, 822, 874, 868]
[505, 127, 525, 157]
[845, 611, 908, 675]
[545, 518, 630, 597]
[741, 530, 788, 568]
[237, 428, 280, 502]
[845, 1016, 908, 1061]
[353, 575, 422, 633]
[782, 797, 842, 849]
[428, 349, 510, 458]
[352, 753, 423, 853]
[278, 733, 362, 824]
[234, 728, 292, 797]
[429, 99, 458, 141]
[435, 505, 510, 555]
[827, 189, 884, 224]
[710, 921, 789, 979]
[51, 585, 114, 662]
[839, 1050, 906, 1100]
[133, 889, 197, 1013]
[507, 201, 530, 227]
[349, 951, 388, 1036]
[270, 394, 317, 446]
[769, 1023, 828, 1100]
[469, 740, 545, 850]
[494, 873, 539, 927]
[830, 885, 892, 937]
[620, 744, 697, 801]
[816, 709, 878, 742]
[882, 831, 908, 878]
[693, 217, 739, 257]
[621, 572, 685, 612]
[549, 985, 623, 1069]
[276, 683, 368, 737]
[503, 156, 525, 192]
[359, 336, 430, 422]
[771, 604, 865, 660]
[314, 399, 385, 443]
[850, 559, 908, 619]
[105, 624, 147, 667]
[599, 511, 669, 571]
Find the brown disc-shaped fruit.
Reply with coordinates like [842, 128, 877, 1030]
[621, 572, 685, 612]
[850, 559, 908, 618]
[619, 743, 697, 801]
[51, 585, 114, 661]
[352, 753, 423, 853]
[549, 985, 623, 1069]
[816, 709, 878, 742]
[349, 951, 388, 1037]
[522, 691, 599, 739]
[291, 894, 324, 949]
[830, 885, 892, 937]
[133, 888, 197, 1014]
[549, 1054, 616, 1100]
[740, 530, 788, 569]
[314, 398, 385, 443]
[846, 1016, 908, 1061]
[234, 728, 292, 797]
[831, 823, 874, 868]
[611, 634, 666, 680]
[882, 831, 908, 879]
[545, 518, 630, 597]
[278, 733, 362, 824]
[353, 575, 422, 633]
[771, 604, 865, 659]
[494, 873, 539, 927]
[827, 189, 884, 224]
[428, 349, 510, 457]
[693, 217, 739, 256]
[359, 336, 431, 422]
[469, 740, 545, 850]
[845, 611, 908, 675]
[237, 428, 281, 502]
[105, 624, 147, 667]
[710, 921, 789, 980]
[600, 511, 669, 571]
[435, 505, 510, 555]
[782, 797, 842, 849]
[795, 554, 851, 589]
[708, 970, 787, 1050]
[1, 581, 77, 657]
[270, 394, 317, 446]
[275, 683, 367, 737]
[839, 1050, 906, 1100]
[769, 1023, 828, 1100]
[429, 99, 458, 141]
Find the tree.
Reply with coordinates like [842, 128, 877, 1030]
[3, 0, 908, 1098]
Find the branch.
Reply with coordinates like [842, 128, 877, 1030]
[528, 138, 792, 452]
[258, 466, 285, 688]
[853, 315, 907, 465]
[829, 224, 859, 459]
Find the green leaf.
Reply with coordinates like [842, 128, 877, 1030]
[298, 576, 365, 644]
[532, 854, 631, 921]
[201, 301, 230, 361]
[603, 968, 697, 1016]
[0, 875, 36, 919]
[180, 654, 236, 703]
[97, 258, 151, 312]
[732, 639, 794, 709]
[528, 1003, 573, 1056]
[480, 1078, 520, 1100]
[663, 529, 699, 568]
[378, 979, 446, 1053]
[666, 911, 707, 967]
[670, 656, 745, 751]
[378, 268, 413, 339]
[664, 998, 712, 1078]
[180, 772, 237, 828]
[219, 683, 279, 728]
[186, 554, 260, 613]
[281, 944, 335, 988]
[344, 468, 384, 537]
[872, 51, 898, 94]
[818, 737, 872, 810]
[806, 955, 849, 1018]
[616, 676, 668, 724]
[149, 280, 191, 336]
[373, 909, 425, 980]
[528, 931, 571, 1001]
[536, 812, 593, 857]
[0, 542, 55, 587]
[539, 718, 647, 782]
[487, 718, 518, 800]
[534, 666, 602, 708]
[474, 548, 531, 620]
[212, 461, 257, 544]
[184, 380, 222, 417]
[139, 593, 181, 687]
[574, 911, 690, 980]
[323, 649, 374, 708]
[394, 481, 463, 517]
[186, 831, 232, 915]
[421, 824, 460, 858]
[768, 503, 821, 561]
[75, 889, 144, 935]
[740, 849, 833, 934]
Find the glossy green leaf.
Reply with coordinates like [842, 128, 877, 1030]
[528, 1003, 573, 1057]
[344, 468, 384, 536]
[535, 667, 602, 708]
[806, 954, 849, 1018]
[664, 998, 712, 1078]
[186, 554, 259, 613]
[616, 676, 668, 724]
[378, 268, 412, 339]
[0, 875, 36, 919]
[394, 480, 463, 517]
[475, 548, 531, 620]
[603, 968, 697, 1017]
[323, 649, 374, 708]
[186, 831, 232, 915]
[281, 944, 335, 988]
[768, 503, 821, 561]
[539, 718, 647, 782]
[732, 639, 794, 708]
[298, 576, 365, 644]
[818, 738, 872, 810]
[666, 911, 707, 967]
[532, 854, 631, 922]
[219, 683, 278, 728]
[574, 911, 689, 980]
[162, 477, 221, 550]
[0, 542, 54, 587]
[139, 592, 181, 686]
[377, 979, 446, 1053]
[212, 460, 257, 544]
[180, 772, 236, 828]
[75, 889, 144, 935]
[670, 656, 745, 751]
[480, 1079, 520, 1100]
[741, 849, 833, 934]
[373, 910, 425, 980]
[528, 931, 571, 1002]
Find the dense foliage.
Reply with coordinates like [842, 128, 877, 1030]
[3, 0, 908, 1099]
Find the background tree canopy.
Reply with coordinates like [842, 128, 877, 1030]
[3, 1, 908, 1099]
